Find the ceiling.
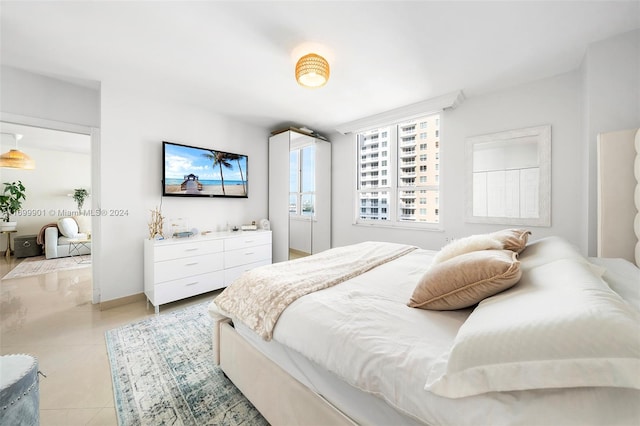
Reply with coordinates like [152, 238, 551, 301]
[1, 1, 639, 136]
[0, 122, 90, 154]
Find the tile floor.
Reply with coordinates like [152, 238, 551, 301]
[0, 256, 214, 425]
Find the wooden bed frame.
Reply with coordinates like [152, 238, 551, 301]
[213, 127, 640, 425]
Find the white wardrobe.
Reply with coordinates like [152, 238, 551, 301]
[269, 128, 331, 263]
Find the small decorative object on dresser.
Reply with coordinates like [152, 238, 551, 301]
[148, 206, 164, 240]
[144, 230, 272, 314]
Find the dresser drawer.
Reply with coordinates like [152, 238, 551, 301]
[224, 259, 271, 286]
[224, 232, 272, 251]
[224, 244, 271, 269]
[154, 239, 224, 262]
[154, 271, 224, 305]
[154, 253, 223, 283]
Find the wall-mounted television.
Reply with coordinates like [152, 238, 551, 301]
[162, 141, 248, 198]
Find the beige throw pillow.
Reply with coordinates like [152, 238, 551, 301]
[490, 229, 531, 253]
[409, 250, 522, 310]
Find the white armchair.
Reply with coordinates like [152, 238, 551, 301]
[43, 216, 91, 259]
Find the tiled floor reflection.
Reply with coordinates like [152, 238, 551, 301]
[0, 257, 215, 425]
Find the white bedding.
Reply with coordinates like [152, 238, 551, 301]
[212, 240, 640, 425]
[590, 256, 640, 311]
[262, 250, 640, 425]
[266, 248, 640, 425]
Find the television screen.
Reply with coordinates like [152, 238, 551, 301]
[162, 141, 248, 198]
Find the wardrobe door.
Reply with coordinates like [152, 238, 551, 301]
[268, 131, 290, 263]
[312, 139, 331, 255]
[269, 129, 331, 263]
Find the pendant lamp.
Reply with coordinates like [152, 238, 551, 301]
[295, 53, 330, 88]
[0, 133, 35, 170]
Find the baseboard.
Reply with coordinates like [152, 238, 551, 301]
[100, 293, 145, 310]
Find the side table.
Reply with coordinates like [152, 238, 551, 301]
[68, 238, 91, 263]
[2, 230, 17, 259]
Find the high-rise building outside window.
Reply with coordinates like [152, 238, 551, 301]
[356, 113, 440, 225]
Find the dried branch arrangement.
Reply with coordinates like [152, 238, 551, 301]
[148, 207, 164, 240]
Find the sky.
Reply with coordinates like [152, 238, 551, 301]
[164, 142, 247, 182]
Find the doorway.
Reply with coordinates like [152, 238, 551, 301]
[0, 118, 100, 303]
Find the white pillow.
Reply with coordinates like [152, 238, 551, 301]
[518, 236, 585, 268]
[519, 235, 606, 276]
[57, 217, 79, 238]
[424, 257, 640, 398]
[432, 234, 502, 264]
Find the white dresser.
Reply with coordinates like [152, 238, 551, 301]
[144, 230, 271, 313]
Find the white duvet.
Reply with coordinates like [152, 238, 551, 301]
[268, 248, 640, 425]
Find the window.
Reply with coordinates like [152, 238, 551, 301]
[356, 113, 441, 226]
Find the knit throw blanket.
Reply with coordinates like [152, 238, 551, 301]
[213, 241, 417, 340]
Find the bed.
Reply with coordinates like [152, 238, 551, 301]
[208, 128, 640, 425]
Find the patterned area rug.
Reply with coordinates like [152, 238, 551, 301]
[1, 255, 91, 280]
[105, 302, 268, 426]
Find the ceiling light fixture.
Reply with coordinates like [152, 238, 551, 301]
[0, 133, 35, 170]
[295, 53, 330, 88]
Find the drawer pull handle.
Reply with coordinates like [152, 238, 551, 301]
[185, 282, 198, 286]
[244, 251, 255, 255]
[185, 262, 199, 266]
[185, 248, 199, 252]
[244, 240, 254, 243]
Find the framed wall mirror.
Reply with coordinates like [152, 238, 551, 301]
[465, 125, 551, 227]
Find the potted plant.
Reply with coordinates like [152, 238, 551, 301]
[73, 188, 89, 210]
[0, 181, 26, 231]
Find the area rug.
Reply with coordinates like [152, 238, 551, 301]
[1, 255, 91, 280]
[105, 302, 268, 426]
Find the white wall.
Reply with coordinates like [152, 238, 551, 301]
[99, 84, 269, 301]
[0, 66, 100, 127]
[0, 146, 91, 249]
[290, 218, 311, 254]
[583, 29, 640, 256]
[331, 70, 583, 252]
[0, 67, 270, 304]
